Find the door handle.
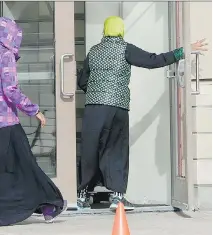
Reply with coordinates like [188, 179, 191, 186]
[60, 53, 74, 98]
[191, 51, 200, 95]
[175, 51, 201, 94]
[50, 55, 55, 94]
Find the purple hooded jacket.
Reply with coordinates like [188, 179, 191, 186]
[0, 17, 39, 128]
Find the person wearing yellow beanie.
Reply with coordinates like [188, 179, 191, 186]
[77, 16, 207, 211]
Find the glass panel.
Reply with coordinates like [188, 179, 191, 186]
[74, 1, 85, 14]
[74, 1, 85, 89]
[74, 1, 86, 187]
[2, 1, 56, 177]
[75, 45, 85, 62]
[75, 20, 85, 38]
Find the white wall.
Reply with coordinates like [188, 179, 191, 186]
[86, 2, 171, 205]
[85, 2, 120, 53]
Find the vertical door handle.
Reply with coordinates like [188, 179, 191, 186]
[191, 51, 200, 95]
[50, 55, 55, 94]
[60, 53, 74, 98]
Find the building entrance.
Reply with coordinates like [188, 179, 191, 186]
[1, 1, 192, 211]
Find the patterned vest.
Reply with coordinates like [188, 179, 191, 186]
[86, 37, 131, 110]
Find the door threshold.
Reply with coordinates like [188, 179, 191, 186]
[65, 205, 177, 215]
[32, 205, 178, 218]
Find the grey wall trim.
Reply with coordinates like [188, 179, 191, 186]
[193, 158, 212, 160]
[192, 132, 212, 134]
[192, 105, 212, 108]
[194, 184, 212, 188]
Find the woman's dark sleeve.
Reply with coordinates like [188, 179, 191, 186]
[77, 55, 90, 93]
[125, 43, 184, 69]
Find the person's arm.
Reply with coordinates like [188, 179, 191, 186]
[1, 51, 39, 116]
[125, 43, 184, 69]
[77, 55, 90, 93]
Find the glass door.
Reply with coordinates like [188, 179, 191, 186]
[2, 1, 77, 207]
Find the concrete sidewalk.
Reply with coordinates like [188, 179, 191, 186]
[0, 211, 211, 235]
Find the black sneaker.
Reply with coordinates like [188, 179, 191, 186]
[110, 193, 134, 211]
[77, 197, 91, 209]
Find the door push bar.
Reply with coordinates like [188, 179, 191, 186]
[176, 51, 201, 95]
[60, 53, 75, 98]
[191, 51, 200, 95]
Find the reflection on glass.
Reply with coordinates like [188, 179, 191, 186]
[2, 1, 56, 177]
[74, 1, 86, 187]
[74, 1, 85, 86]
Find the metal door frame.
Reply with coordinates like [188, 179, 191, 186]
[182, 2, 196, 211]
[169, 1, 188, 210]
[169, 1, 195, 211]
[53, 2, 77, 208]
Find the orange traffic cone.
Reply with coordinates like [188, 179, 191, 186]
[112, 202, 130, 235]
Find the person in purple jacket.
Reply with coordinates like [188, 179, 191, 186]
[0, 17, 67, 226]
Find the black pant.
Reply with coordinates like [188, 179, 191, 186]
[78, 105, 129, 194]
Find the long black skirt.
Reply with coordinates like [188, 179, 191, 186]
[78, 105, 129, 194]
[0, 124, 64, 226]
